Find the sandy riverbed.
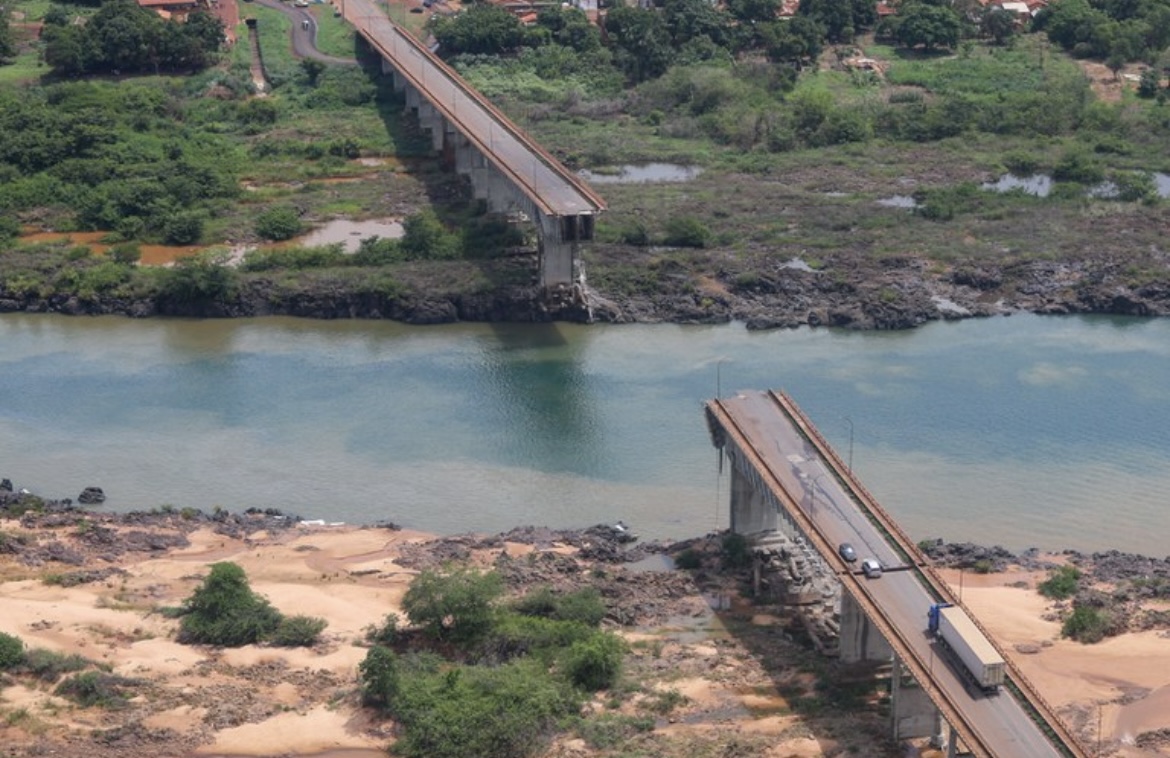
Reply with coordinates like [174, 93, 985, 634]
[1, 520, 1167, 757]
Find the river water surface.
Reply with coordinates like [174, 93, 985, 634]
[1, 313, 1167, 556]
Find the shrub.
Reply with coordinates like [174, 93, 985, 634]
[513, 586, 559, 618]
[158, 250, 236, 303]
[366, 613, 399, 645]
[0, 631, 25, 669]
[561, 633, 625, 691]
[177, 562, 282, 647]
[269, 615, 327, 647]
[54, 672, 135, 708]
[552, 587, 606, 627]
[661, 216, 710, 248]
[674, 548, 702, 570]
[20, 649, 90, 681]
[576, 714, 655, 749]
[1062, 605, 1110, 643]
[391, 659, 581, 758]
[1038, 565, 1081, 600]
[480, 614, 595, 663]
[359, 645, 401, 708]
[255, 205, 304, 241]
[402, 567, 504, 644]
[720, 532, 752, 569]
[400, 210, 459, 260]
[108, 243, 141, 265]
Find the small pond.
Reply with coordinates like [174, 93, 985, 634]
[876, 195, 917, 208]
[292, 218, 405, 253]
[982, 172, 1170, 199]
[577, 163, 704, 184]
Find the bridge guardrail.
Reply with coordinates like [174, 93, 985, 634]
[770, 391, 1088, 758]
[345, 0, 605, 214]
[707, 400, 995, 758]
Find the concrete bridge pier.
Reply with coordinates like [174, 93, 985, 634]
[839, 592, 892, 663]
[890, 655, 946, 743]
[729, 458, 778, 535]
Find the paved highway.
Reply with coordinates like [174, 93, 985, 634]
[716, 391, 1066, 758]
[341, 0, 605, 217]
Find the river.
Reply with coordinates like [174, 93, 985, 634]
[1, 312, 1167, 556]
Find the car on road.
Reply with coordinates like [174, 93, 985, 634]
[861, 558, 882, 579]
[838, 542, 857, 562]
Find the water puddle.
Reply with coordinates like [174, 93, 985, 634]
[876, 195, 917, 208]
[290, 218, 404, 253]
[577, 163, 703, 184]
[18, 231, 111, 254]
[983, 172, 1170, 199]
[982, 174, 1052, 197]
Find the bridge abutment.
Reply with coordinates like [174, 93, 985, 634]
[890, 655, 945, 742]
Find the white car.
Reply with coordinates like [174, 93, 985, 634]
[861, 558, 882, 579]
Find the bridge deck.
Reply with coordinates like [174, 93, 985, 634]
[707, 391, 1086, 758]
[342, 0, 605, 219]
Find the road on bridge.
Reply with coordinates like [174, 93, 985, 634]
[340, 0, 604, 218]
[717, 391, 1066, 758]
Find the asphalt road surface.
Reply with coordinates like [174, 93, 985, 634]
[718, 391, 1066, 758]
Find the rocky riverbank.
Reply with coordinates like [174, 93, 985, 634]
[1, 247, 1168, 330]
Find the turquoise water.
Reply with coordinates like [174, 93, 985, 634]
[1, 313, 1167, 555]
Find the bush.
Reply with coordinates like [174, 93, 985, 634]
[255, 205, 304, 241]
[480, 614, 595, 663]
[400, 210, 459, 260]
[1062, 605, 1110, 643]
[177, 562, 282, 647]
[54, 672, 135, 708]
[390, 659, 582, 758]
[402, 567, 504, 644]
[1038, 565, 1081, 600]
[720, 532, 752, 569]
[660, 216, 711, 248]
[561, 633, 625, 691]
[576, 714, 655, 749]
[552, 588, 606, 627]
[359, 645, 401, 708]
[366, 613, 399, 645]
[269, 615, 327, 647]
[0, 631, 25, 670]
[674, 548, 702, 569]
[20, 649, 89, 681]
[158, 250, 237, 303]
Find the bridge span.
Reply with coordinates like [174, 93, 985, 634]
[340, 0, 606, 288]
[705, 391, 1087, 758]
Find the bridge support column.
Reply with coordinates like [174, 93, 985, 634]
[729, 463, 777, 535]
[889, 655, 940, 742]
[839, 592, 892, 663]
[537, 212, 574, 288]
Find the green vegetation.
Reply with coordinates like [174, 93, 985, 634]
[176, 561, 326, 647]
[0, 631, 24, 669]
[1038, 565, 1082, 600]
[19, 649, 92, 682]
[1061, 604, 1111, 643]
[40, 0, 223, 76]
[361, 566, 627, 758]
[54, 671, 136, 708]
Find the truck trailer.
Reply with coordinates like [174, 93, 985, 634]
[927, 603, 1005, 694]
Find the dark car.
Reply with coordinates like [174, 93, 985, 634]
[838, 542, 857, 562]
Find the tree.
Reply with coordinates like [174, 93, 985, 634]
[0, 8, 15, 63]
[301, 58, 326, 87]
[401, 210, 457, 259]
[663, 0, 731, 48]
[0, 631, 25, 669]
[255, 205, 303, 241]
[895, 3, 962, 51]
[603, 6, 674, 82]
[725, 0, 780, 24]
[798, 0, 875, 42]
[760, 16, 824, 65]
[982, 8, 1018, 45]
[402, 567, 504, 643]
[431, 4, 527, 56]
[177, 562, 282, 647]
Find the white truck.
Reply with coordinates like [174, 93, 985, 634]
[927, 603, 1005, 694]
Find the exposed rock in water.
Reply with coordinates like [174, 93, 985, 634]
[78, 486, 106, 504]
